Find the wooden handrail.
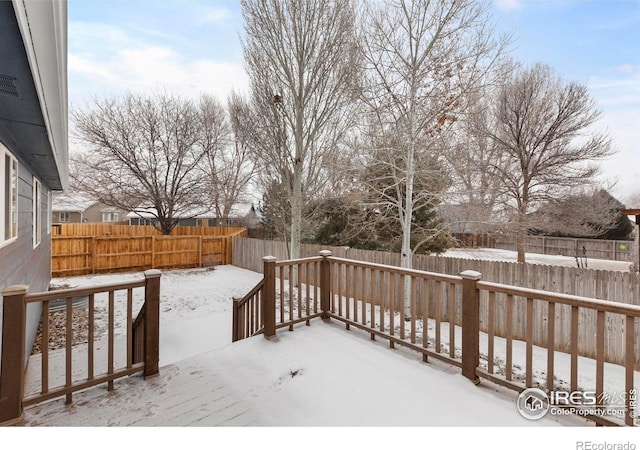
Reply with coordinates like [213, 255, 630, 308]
[327, 256, 463, 284]
[25, 280, 146, 303]
[477, 280, 640, 316]
[274, 256, 323, 267]
[232, 279, 265, 342]
[235, 279, 265, 308]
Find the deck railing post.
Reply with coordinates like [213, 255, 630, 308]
[0, 285, 28, 426]
[232, 296, 241, 342]
[143, 269, 161, 379]
[262, 256, 277, 339]
[319, 250, 332, 320]
[461, 270, 482, 384]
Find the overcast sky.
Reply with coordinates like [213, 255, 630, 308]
[67, 0, 640, 201]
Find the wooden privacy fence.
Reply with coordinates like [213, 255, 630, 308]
[52, 224, 247, 277]
[234, 251, 640, 426]
[494, 234, 635, 263]
[51, 223, 246, 237]
[0, 271, 161, 426]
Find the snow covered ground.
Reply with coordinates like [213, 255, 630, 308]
[443, 247, 632, 272]
[17, 265, 639, 448]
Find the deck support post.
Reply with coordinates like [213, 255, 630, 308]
[461, 270, 482, 385]
[262, 256, 277, 339]
[319, 250, 332, 320]
[0, 285, 28, 426]
[143, 270, 161, 379]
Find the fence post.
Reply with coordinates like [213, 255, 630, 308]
[0, 285, 28, 426]
[319, 250, 332, 320]
[225, 236, 233, 265]
[460, 270, 482, 385]
[262, 256, 277, 339]
[143, 269, 161, 379]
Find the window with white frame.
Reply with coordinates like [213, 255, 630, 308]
[101, 212, 119, 222]
[1, 143, 18, 245]
[59, 211, 70, 222]
[33, 177, 42, 248]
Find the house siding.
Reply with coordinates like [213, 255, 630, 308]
[0, 0, 67, 390]
[0, 160, 51, 365]
[84, 203, 127, 223]
[52, 210, 82, 223]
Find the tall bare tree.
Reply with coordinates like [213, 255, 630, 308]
[481, 63, 614, 263]
[240, 0, 359, 259]
[443, 72, 513, 234]
[72, 92, 216, 234]
[200, 94, 256, 225]
[226, 91, 293, 245]
[358, 0, 509, 316]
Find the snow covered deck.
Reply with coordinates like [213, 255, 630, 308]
[22, 321, 585, 427]
[18, 265, 594, 428]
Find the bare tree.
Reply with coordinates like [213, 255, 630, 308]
[357, 0, 510, 316]
[225, 91, 293, 245]
[72, 92, 215, 235]
[443, 71, 513, 234]
[200, 94, 256, 225]
[240, 0, 359, 259]
[481, 63, 614, 263]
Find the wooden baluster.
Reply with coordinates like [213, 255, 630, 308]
[546, 302, 555, 392]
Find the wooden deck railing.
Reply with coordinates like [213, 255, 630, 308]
[231, 255, 325, 341]
[232, 279, 265, 342]
[325, 255, 466, 368]
[235, 250, 639, 426]
[475, 280, 640, 426]
[0, 270, 161, 426]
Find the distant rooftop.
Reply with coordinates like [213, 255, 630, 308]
[51, 192, 96, 212]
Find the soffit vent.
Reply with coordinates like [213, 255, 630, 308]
[0, 74, 20, 98]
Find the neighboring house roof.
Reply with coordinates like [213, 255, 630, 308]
[127, 203, 262, 220]
[126, 207, 217, 220]
[51, 192, 96, 213]
[228, 202, 263, 220]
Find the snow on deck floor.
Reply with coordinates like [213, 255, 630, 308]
[22, 321, 583, 427]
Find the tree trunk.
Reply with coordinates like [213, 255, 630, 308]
[516, 228, 526, 263]
[401, 137, 416, 319]
[288, 164, 303, 287]
[634, 222, 639, 272]
[290, 166, 302, 261]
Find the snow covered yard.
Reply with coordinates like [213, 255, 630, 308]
[16, 264, 639, 447]
[46, 265, 264, 366]
[443, 248, 632, 272]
